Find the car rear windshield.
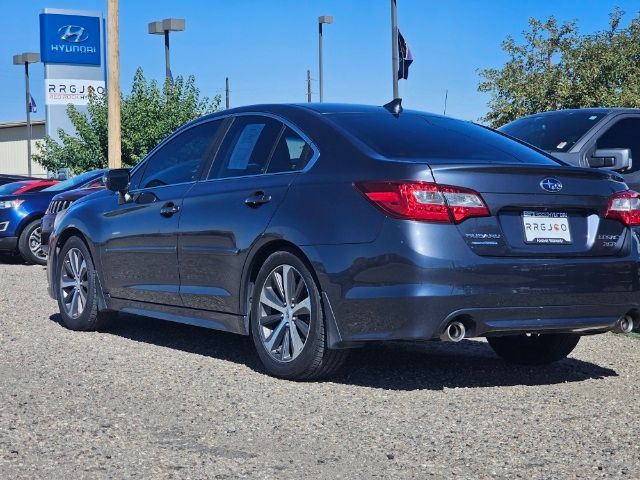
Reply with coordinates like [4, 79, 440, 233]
[43, 170, 102, 192]
[499, 111, 605, 152]
[0, 182, 27, 196]
[327, 112, 561, 165]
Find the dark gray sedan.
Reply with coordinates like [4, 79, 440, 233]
[47, 103, 640, 379]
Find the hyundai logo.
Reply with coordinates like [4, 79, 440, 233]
[540, 178, 563, 192]
[58, 25, 89, 43]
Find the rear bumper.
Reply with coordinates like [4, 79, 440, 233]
[304, 219, 640, 347]
[0, 236, 18, 252]
[441, 304, 634, 337]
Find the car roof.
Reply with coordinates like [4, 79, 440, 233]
[194, 102, 435, 124]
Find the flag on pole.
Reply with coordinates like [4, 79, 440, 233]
[28, 94, 37, 113]
[397, 31, 413, 80]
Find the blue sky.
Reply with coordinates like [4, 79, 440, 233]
[1, 0, 638, 123]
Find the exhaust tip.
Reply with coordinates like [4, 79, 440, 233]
[441, 321, 466, 342]
[613, 315, 634, 334]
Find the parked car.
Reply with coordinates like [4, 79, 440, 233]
[500, 108, 640, 189]
[0, 179, 59, 196]
[47, 104, 640, 379]
[0, 174, 38, 187]
[41, 184, 105, 255]
[0, 169, 106, 265]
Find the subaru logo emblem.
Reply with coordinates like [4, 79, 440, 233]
[540, 178, 563, 192]
[58, 25, 88, 43]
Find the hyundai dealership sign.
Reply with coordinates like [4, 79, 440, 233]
[39, 8, 105, 143]
[39, 14, 101, 65]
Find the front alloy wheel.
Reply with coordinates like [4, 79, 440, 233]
[60, 247, 89, 319]
[28, 226, 47, 262]
[56, 236, 116, 331]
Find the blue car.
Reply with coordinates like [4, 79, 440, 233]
[47, 104, 640, 379]
[0, 169, 106, 264]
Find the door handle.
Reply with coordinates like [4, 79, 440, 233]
[245, 191, 272, 208]
[160, 202, 180, 217]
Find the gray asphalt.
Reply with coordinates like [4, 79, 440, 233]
[1, 258, 639, 479]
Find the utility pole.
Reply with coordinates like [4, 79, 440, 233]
[443, 89, 449, 115]
[108, 0, 122, 168]
[307, 70, 312, 103]
[225, 77, 230, 109]
[391, 0, 399, 99]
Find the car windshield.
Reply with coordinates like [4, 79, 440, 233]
[499, 111, 606, 152]
[43, 170, 102, 192]
[0, 182, 28, 196]
[327, 112, 561, 165]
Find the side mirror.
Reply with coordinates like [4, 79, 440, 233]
[589, 148, 632, 171]
[104, 168, 130, 194]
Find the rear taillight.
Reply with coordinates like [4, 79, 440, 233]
[354, 181, 489, 223]
[605, 190, 640, 226]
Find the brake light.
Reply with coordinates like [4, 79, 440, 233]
[605, 190, 640, 226]
[354, 181, 489, 223]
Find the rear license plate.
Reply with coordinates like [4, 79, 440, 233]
[522, 211, 572, 244]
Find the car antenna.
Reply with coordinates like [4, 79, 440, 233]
[383, 98, 403, 116]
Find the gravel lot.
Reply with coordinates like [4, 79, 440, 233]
[1, 258, 640, 479]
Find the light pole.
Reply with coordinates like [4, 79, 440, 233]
[318, 15, 333, 103]
[148, 18, 186, 83]
[12, 52, 40, 177]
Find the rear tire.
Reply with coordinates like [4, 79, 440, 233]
[56, 236, 117, 331]
[487, 333, 580, 365]
[250, 251, 347, 380]
[18, 219, 47, 265]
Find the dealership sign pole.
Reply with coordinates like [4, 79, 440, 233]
[40, 7, 106, 160]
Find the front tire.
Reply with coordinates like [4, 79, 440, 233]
[487, 333, 580, 365]
[18, 219, 47, 265]
[56, 236, 116, 331]
[250, 251, 347, 380]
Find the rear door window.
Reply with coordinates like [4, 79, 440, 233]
[208, 116, 282, 179]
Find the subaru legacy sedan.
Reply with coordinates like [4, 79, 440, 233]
[47, 104, 640, 379]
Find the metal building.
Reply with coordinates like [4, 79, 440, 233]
[0, 120, 48, 178]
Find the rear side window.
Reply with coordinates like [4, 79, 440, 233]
[209, 116, 282, 179]
[596, 118, 640, 173]
[328, 112, 561, 165]
[266, 127, 314, 173]
[138, 120, 221, 189]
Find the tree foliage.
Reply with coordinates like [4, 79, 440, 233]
[34, 68, 221, 173]
[478, 8, 640, 127]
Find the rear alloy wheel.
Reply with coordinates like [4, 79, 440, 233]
[487, 333, 580, 365]
[18, 220, 47, 265]
[250, 251, 347, 380]
[56, 236, 116, 331]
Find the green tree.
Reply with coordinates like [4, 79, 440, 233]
[34, 68, 221, 173]
[478, 8, 640, 127]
